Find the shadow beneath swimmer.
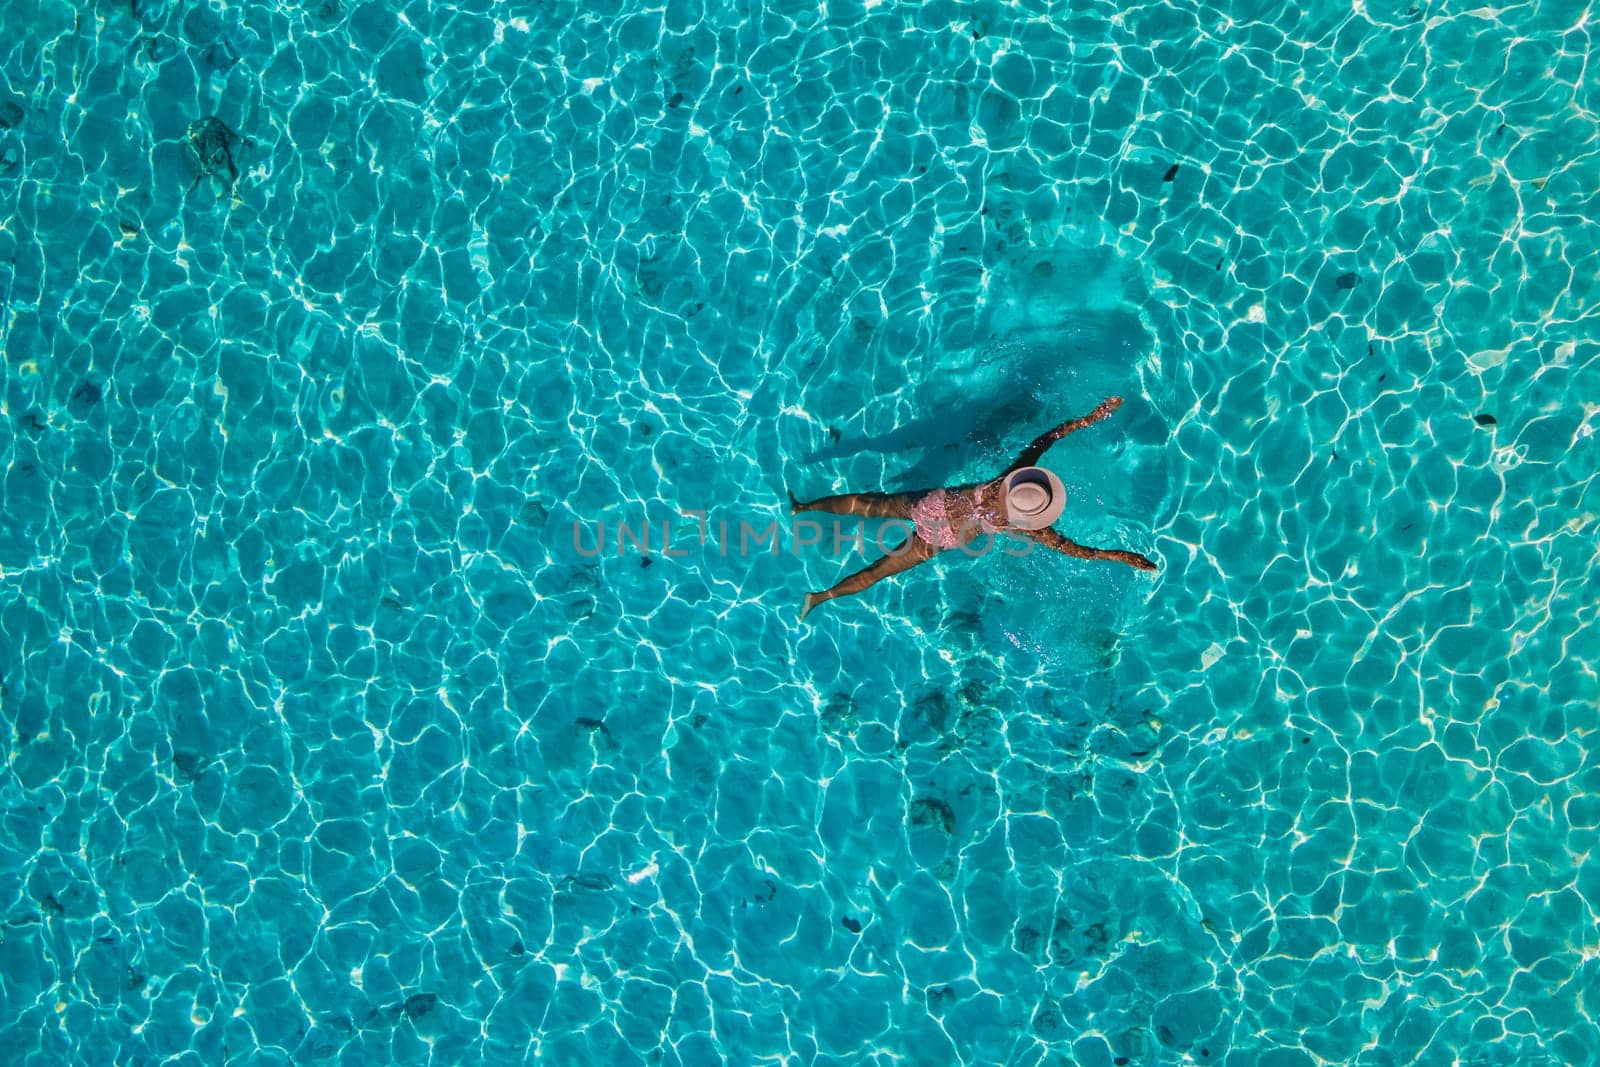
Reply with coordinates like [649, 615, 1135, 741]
[806, 337, 1081, 489]
[802, 400, 1027, 489]
[804, 316, 1142, 488]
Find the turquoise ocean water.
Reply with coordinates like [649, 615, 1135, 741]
[2, 0, 1598, 1062]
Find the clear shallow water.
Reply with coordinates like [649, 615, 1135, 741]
[1, 0, 1597, 1062]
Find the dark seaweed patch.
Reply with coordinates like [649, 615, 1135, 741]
[172, 749, 208, 782]
[71, 380, 103, 408]
[908, 796, 955, 834]
[186, 116, 246, 192]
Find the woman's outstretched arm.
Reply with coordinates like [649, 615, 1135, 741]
[1006, 396, 1124, 472]
[1023, 526, 1156, 572]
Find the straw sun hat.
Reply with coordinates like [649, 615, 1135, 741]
[1003, 466, 1067, 530]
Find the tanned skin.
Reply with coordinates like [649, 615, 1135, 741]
[792, 396, 1156, 620]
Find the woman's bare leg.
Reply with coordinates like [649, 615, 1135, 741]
[800, 536, 939, 620]
[790, 489, 918, 519]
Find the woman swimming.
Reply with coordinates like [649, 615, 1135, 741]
[792, 396, 1156, 619]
